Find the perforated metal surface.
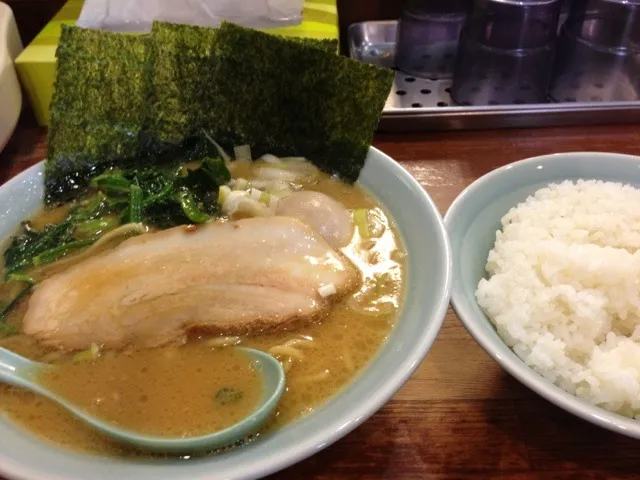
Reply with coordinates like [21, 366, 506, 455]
[355, 38, 456, 111]
[389, 76, 454, 109]
[348, 20, 640, 132]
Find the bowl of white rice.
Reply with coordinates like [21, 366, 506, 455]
[445, 151, 640, 438]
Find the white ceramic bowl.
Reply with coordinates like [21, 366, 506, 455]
[0, 2, 22, 153]
[0, 147, 452, 479]
[445, 151, 640, 440]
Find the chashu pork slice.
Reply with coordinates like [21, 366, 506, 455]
[23, 217, 360, 350]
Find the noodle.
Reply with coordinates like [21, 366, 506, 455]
[282, 360, 294, 374]
[282, 337, 314, 349]
[268, 335, 314, 372]
[268, 345, 304, 361]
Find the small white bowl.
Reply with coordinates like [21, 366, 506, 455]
[0, 2, 22, 153]
[445, 151, 640, 439]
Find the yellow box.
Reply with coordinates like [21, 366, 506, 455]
[15, 0, 339, 126]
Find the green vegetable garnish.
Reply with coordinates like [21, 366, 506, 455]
[6, 273, 35, 286]
[73, 343, 100, 362]
[72, 192, 108, 220]
[199, 157, 231, 187]
[5, 146, 233, 276]
[0, 276, 33, 320]
[91, 171, 131, 195]
[32, 239, 95, 267]
[214, 387, 244, 406]
[259, 191, 271, 205]
[142, 181, 175, 207]
[354, 209, 370, 238]
[128, 184, 143, 223]
[177, 189, 211, 224]
[4, 221, 76, 274]
[0, 323, 18, 338]
[74, 217, 119, 239]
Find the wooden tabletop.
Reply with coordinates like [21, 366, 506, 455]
[3, 118, 640, 479]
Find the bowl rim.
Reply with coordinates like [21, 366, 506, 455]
[0, 146, 453, 479]
[445, 150, 640, 439]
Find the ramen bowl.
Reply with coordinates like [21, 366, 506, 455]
[0, 146, 452, 480]
[445, 151, 640, 440]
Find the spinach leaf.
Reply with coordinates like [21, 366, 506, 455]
[4, 221, 75, 274]
[200, 157, 231, 186]
[91, 171, 131, 195]
[177, 189, 211, 224]
[0, 276, 32, 321]
[0, 323, 18, 338]
[3, 149, 231, 275]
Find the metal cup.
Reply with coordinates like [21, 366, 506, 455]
[394, 0, 470, 80]
[550, 0, 640, 103]
[450, 0, 562, 106]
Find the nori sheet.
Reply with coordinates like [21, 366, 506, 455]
[45, 22, 388, 202]
[206, 22, 393, 182]
[147, 22, 338, 146]
[45, 25, 151, 203]
[288, 37, 338, 54]
[147, 22, 218, 146]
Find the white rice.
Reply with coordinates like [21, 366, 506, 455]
[476, 179, 640, 418]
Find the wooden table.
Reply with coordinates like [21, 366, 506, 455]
[3, 118, 640, 479]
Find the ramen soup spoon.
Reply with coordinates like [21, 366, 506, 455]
[0, 346, 286, 453]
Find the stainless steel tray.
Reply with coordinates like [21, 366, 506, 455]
[348, 20, 640, 132]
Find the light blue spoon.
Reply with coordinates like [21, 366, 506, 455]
[0, 346, 285, 454]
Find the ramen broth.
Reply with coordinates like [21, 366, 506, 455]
[38, 345, 263, 437]
[0, 166, 406, 458]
